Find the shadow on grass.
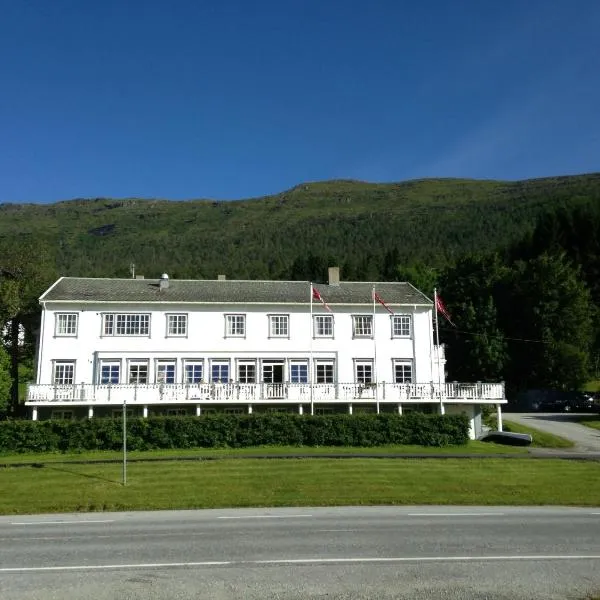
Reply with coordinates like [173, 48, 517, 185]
[43, 464, 122, 485]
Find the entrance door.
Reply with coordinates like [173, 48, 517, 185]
[263, 362, 285, 399]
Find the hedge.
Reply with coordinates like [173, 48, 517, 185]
[0, 413, 470, 453]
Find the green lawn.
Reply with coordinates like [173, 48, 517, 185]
[0, 441, 525, 465]
[575, 416, 600, 431]
[503, 420, 575, 449]
[0, 457, 598, 514]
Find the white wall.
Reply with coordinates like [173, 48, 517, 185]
[38, 301, 440, 385]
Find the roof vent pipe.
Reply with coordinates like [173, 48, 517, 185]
[159, 273, 169, 290]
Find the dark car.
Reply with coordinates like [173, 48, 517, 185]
[513, 389, 596, 412]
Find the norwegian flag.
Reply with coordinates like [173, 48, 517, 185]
[435, 294, 456, 327]
[312, 286, 332, 313]
[373, 291, 394, 315]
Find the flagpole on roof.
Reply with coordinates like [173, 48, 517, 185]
[372, 285, 379, 414]
[309, 282, 314, 416]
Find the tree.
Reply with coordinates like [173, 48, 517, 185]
[439, 254, 508, 382]
[0, 241, 57, 415]
[503, 252, 594, 391]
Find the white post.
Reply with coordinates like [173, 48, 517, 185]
[397, 403, 402, 415]
[309, 282, 314, 416]
[32, 407, 38, 421]
[196, 404, 201, 417]
[372, 286, 379, 414]
[88, 407, 93, 419]
[298, 403, 303, 415]
[496, 404, 503, 432]
[143, 405, 148, 418]
[348, 403, 353, 415]
[248, 404, 253, 415]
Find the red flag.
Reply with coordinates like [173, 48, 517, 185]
[373, 291, 394, 315]
[436, 294, 456, 327]
[312, 286, 332, 312]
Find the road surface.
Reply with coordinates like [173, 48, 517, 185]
[1, 506, 599, 599]
[505, 412, 600, 452]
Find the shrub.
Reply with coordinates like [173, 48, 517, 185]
[0, 413, 470, 453]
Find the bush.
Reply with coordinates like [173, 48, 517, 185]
[0, 413, 470, 453]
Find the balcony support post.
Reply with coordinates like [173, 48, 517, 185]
[496, 404, 503, 432]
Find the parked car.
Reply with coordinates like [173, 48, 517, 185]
[512, 389, 596, 412]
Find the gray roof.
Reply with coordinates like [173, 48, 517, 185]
[41, 277, 432, 306]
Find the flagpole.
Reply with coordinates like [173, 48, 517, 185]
[372, 286, 379, 414]
[434, 288, 444, 414]
[309, 282, 314, 416]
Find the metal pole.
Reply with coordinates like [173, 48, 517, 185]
[122, 399, 127, 486]
[309, 282, 314, 415]
[373, 286, 379, 414]
[434, 288, 444, 414]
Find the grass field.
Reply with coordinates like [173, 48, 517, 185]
[503, 420, 575, 448]
[0, 441, 526, 465]
[0, 456, 598, 514]
[576, 416, 600, 431]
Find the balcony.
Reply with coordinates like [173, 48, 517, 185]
[26, 381, 505, 405]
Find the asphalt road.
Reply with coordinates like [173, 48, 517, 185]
[1, 506, 599, 600]
[505, 412, 600, 452]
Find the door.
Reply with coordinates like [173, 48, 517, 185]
[263, 362, 285, 399]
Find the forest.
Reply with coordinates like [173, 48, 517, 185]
[1, 172, 600, 415]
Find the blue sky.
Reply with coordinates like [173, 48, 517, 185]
[1, 0, 599, 203]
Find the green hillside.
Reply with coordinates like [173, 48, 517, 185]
[2, 173, 600, 280]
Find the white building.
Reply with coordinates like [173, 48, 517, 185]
[26, 268, 506, 438]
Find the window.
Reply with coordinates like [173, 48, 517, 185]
[112, 409, 134, 418]
[184, 361, 203, 384]
[355, 361, 373, 384]
[290, 361, 308, 383]
[51, 410, 73, 420]
[166, 408, 187, 416]
[128, 361, 148, 384]
[394, 360, 413, 383]
[269, 315, 289, 337]
[100, 362, 120, 385]
[353, 315, 373, 337]
[156, 361, 176, 384]
[53, 361, 75, 385]
[314, 315, 333, 337]
[392, 315, 412, 337]
[103, 313, 150, 336]
[226, 314, 245, 337]
[211, 361, 229, 383]
[315, 361, 334, 384]
[167, 314, 187, 336]
[238, 362, 256, 383]
[55, 313, 78, 336]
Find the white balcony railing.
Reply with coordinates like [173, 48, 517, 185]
[26, 381, 505, 404]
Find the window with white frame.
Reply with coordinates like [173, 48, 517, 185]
[237, 361, 256, 383]
[352, 315, 373, 337]
[55, 313, 78, 336]
[53, 361, 75, 385]
[103, 313, 150, 336]
[225, 314, 246, 337]
[211, 361, 230, 383]
[355, 360, 373, 384]
[99, 361, 120, 385]
[392, 315, 412, 337]
[290, 361, 308, 383]
[128, 361, 148, 384]
[315, 361, 335, 384]
[314, 315, 333, 338]
[167, 314, 187, 336]
[269, 314, 289, 337]
[156, 361, 176, 384]
[393, 360, 413, 383]
[184, 361, 203, 384]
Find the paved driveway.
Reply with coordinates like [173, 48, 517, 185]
[504, 412, 600, 452]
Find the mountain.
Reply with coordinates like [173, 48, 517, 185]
[1, 173, 600, 280]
